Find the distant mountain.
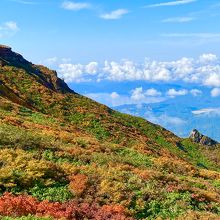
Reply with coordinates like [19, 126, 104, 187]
[0, 45, 220, 219]
[114, 95, 220, 142]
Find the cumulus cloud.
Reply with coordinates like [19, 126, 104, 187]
[203, 72, 220, 87]
[84, 85, 203, 107]
[57, 54, 220, 87]
[131, 87, 162, 101]
[145, 88, 162, 97]
[103, 59, 172, 81]
[131, 87, 146, 101]
[62, 1, 91, 11]
[199, 54, 218, 64]
[167, 89, 188, 97]
[85, 62, 98, 74]
[86, 92, 129, 107]
[100, 9, 129, 20]
[58, 62, 99, 82]
[59, 63, 83, 82]
[85, 87, 164, 107]
[0, 21, 19, 38]
[211, 88, 220, 97]
[146, 0, 197, 8]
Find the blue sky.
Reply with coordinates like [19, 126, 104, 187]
[1, 0, 220, 139]
[1, 0, 220, 62]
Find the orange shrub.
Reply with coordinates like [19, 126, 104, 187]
[68, 174, 88, 196]
[0, 192, 133, 220]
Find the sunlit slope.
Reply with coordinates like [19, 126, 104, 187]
[0, 46, 220, 219]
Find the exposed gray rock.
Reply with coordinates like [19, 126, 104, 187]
[189, 129, 218, 147]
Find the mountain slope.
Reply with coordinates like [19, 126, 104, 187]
[0, 46, 220, 220]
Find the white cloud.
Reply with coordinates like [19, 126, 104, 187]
[145, 88, 162, 96]
[85, 62, 98, 74]
[190, 89, 202, 96]
[167, 89, 188, 97]
[86, 90, 165, 107]
[62, 1, 91, 11]
[131, 87, 162, 101]
[57, 54, 220, 88]
[211, 88, 220, 97]
[162, 17, 195, 23]
[203, 72, 220, 87]
[146, 0, 197, 8]
[103, 59, 172, 81]
[58, 62, 99, 82]
[58, 63, 84, 82]
[0, 21, 19, 38]
[86, 92, 129, 107]
[83, 87, 201, 108]
[192, 108, 220, 115]
[100, 9, 129, 20]
[199, 54, 218, 64]
[131, 87, 146, 101]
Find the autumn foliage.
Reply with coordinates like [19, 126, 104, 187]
[0, 48, 220, 219]
[0, 193, 132, 220]
[68, 174, 88, 196]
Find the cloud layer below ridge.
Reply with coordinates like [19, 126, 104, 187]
[57, 54, 220, 88]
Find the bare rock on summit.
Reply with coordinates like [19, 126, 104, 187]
[189, 129, 218, 147]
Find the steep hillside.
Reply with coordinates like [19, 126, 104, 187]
[0, 45, 220, 220]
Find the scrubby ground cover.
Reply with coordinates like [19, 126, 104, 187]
[0, 99, 219, 219]
[0, 52, 220, 219]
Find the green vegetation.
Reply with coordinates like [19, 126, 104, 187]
[0, 49, 219, 219]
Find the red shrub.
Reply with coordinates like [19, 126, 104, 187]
[0, 193, 133, 220]
[0, 193, 38, 216]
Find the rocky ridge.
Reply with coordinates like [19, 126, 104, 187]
[189, 129, 219, 147]
[0, 45, 74, 95]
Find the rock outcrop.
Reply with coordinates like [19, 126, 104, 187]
[0, 45, 12, 55]
[0, 44, 74, 94]
[189, 129, 218, 147]
[0, 45, 30, 66]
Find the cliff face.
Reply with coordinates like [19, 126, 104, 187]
[189, 129, 219, 147]
[0, 45, 73, 94]
[0, 45, 13, 56]
[0, 45, 31, 67]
